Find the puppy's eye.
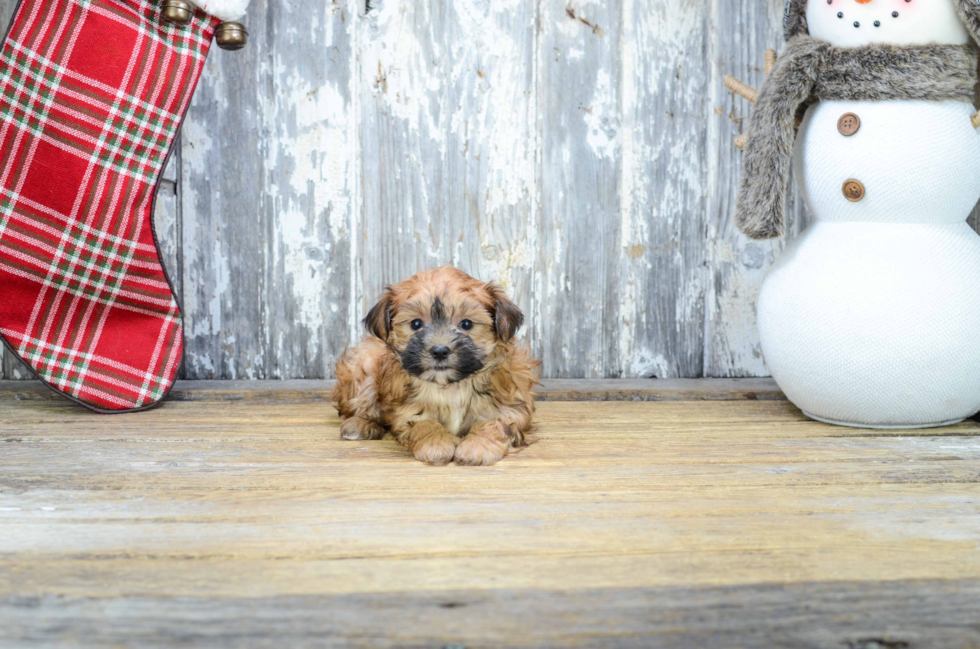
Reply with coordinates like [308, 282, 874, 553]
[411, 319, 424, 331]
[459, 320, 473, 331]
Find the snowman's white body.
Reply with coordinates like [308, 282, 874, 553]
[756, 2, 980, 427]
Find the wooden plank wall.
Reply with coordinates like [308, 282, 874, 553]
[2, 0, 978, 380]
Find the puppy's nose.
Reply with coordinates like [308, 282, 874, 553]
[431, 346, 451, 361]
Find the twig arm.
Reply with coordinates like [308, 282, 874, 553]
[729, 50, 779, 149]
[724, 76, 758, 104]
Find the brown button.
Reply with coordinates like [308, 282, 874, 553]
[842, 179, 865, 202]
[838, 113, 861, 136]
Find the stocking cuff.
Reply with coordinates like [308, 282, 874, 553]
[192, 0, 250, 21]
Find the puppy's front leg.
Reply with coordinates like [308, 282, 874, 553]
[396, 421, 460, 466]
[340, 417, 386, 441]
[454, 420, 510, 466]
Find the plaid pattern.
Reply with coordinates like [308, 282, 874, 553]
[0, 0, 217, 412]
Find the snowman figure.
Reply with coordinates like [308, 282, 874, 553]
[732, 0, 980, 428]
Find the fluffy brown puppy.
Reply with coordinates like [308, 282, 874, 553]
[333, 266, 541, 466]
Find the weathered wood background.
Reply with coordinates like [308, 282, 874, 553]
[2, 0, 969, 380]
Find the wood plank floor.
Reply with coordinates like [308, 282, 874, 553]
[1, 390, 979, 647]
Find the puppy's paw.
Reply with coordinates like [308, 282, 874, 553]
[454, 421, 509, 466]
[341, 417, 386, 441]
[414, 435, 459, 466]
[399, 421, 460, 465]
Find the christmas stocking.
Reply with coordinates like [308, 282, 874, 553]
[0, 0, 247, 412]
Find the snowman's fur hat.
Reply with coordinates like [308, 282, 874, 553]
[783, 0, 980, 44]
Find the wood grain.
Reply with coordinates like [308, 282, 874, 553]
[179, 0, 357, 379]
[1, 396, 979, 644]
[534, 0, 710, 380]
[3, 581, 979, 648]
[4, 0, 980, 382]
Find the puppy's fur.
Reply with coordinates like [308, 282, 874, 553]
[333, 266, 540, 466]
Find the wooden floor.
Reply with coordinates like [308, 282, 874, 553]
[1, 383, 979, 648]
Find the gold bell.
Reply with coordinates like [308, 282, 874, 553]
[215, 22, 248, 51]
[161, 0, 194, 26]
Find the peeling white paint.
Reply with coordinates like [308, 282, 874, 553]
[69, 0, 816, 385]
[583, 69, 619, 161]
[631, 351, 671, 379]
[274, 69, 351, 334]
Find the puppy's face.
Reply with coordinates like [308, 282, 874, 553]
[364, 267, 523, 385]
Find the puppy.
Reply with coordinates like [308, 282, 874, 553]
[333, 266, 540, 466]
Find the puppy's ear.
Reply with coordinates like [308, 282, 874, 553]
[364, 288, 394, 340]
[487, 283, 524, 343]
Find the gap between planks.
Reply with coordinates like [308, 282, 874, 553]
[0, 378, 785, 403]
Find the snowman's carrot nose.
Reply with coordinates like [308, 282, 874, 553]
[853, 0, 874, 4]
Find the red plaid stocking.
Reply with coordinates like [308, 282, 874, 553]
[0, 0, 221, 412]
